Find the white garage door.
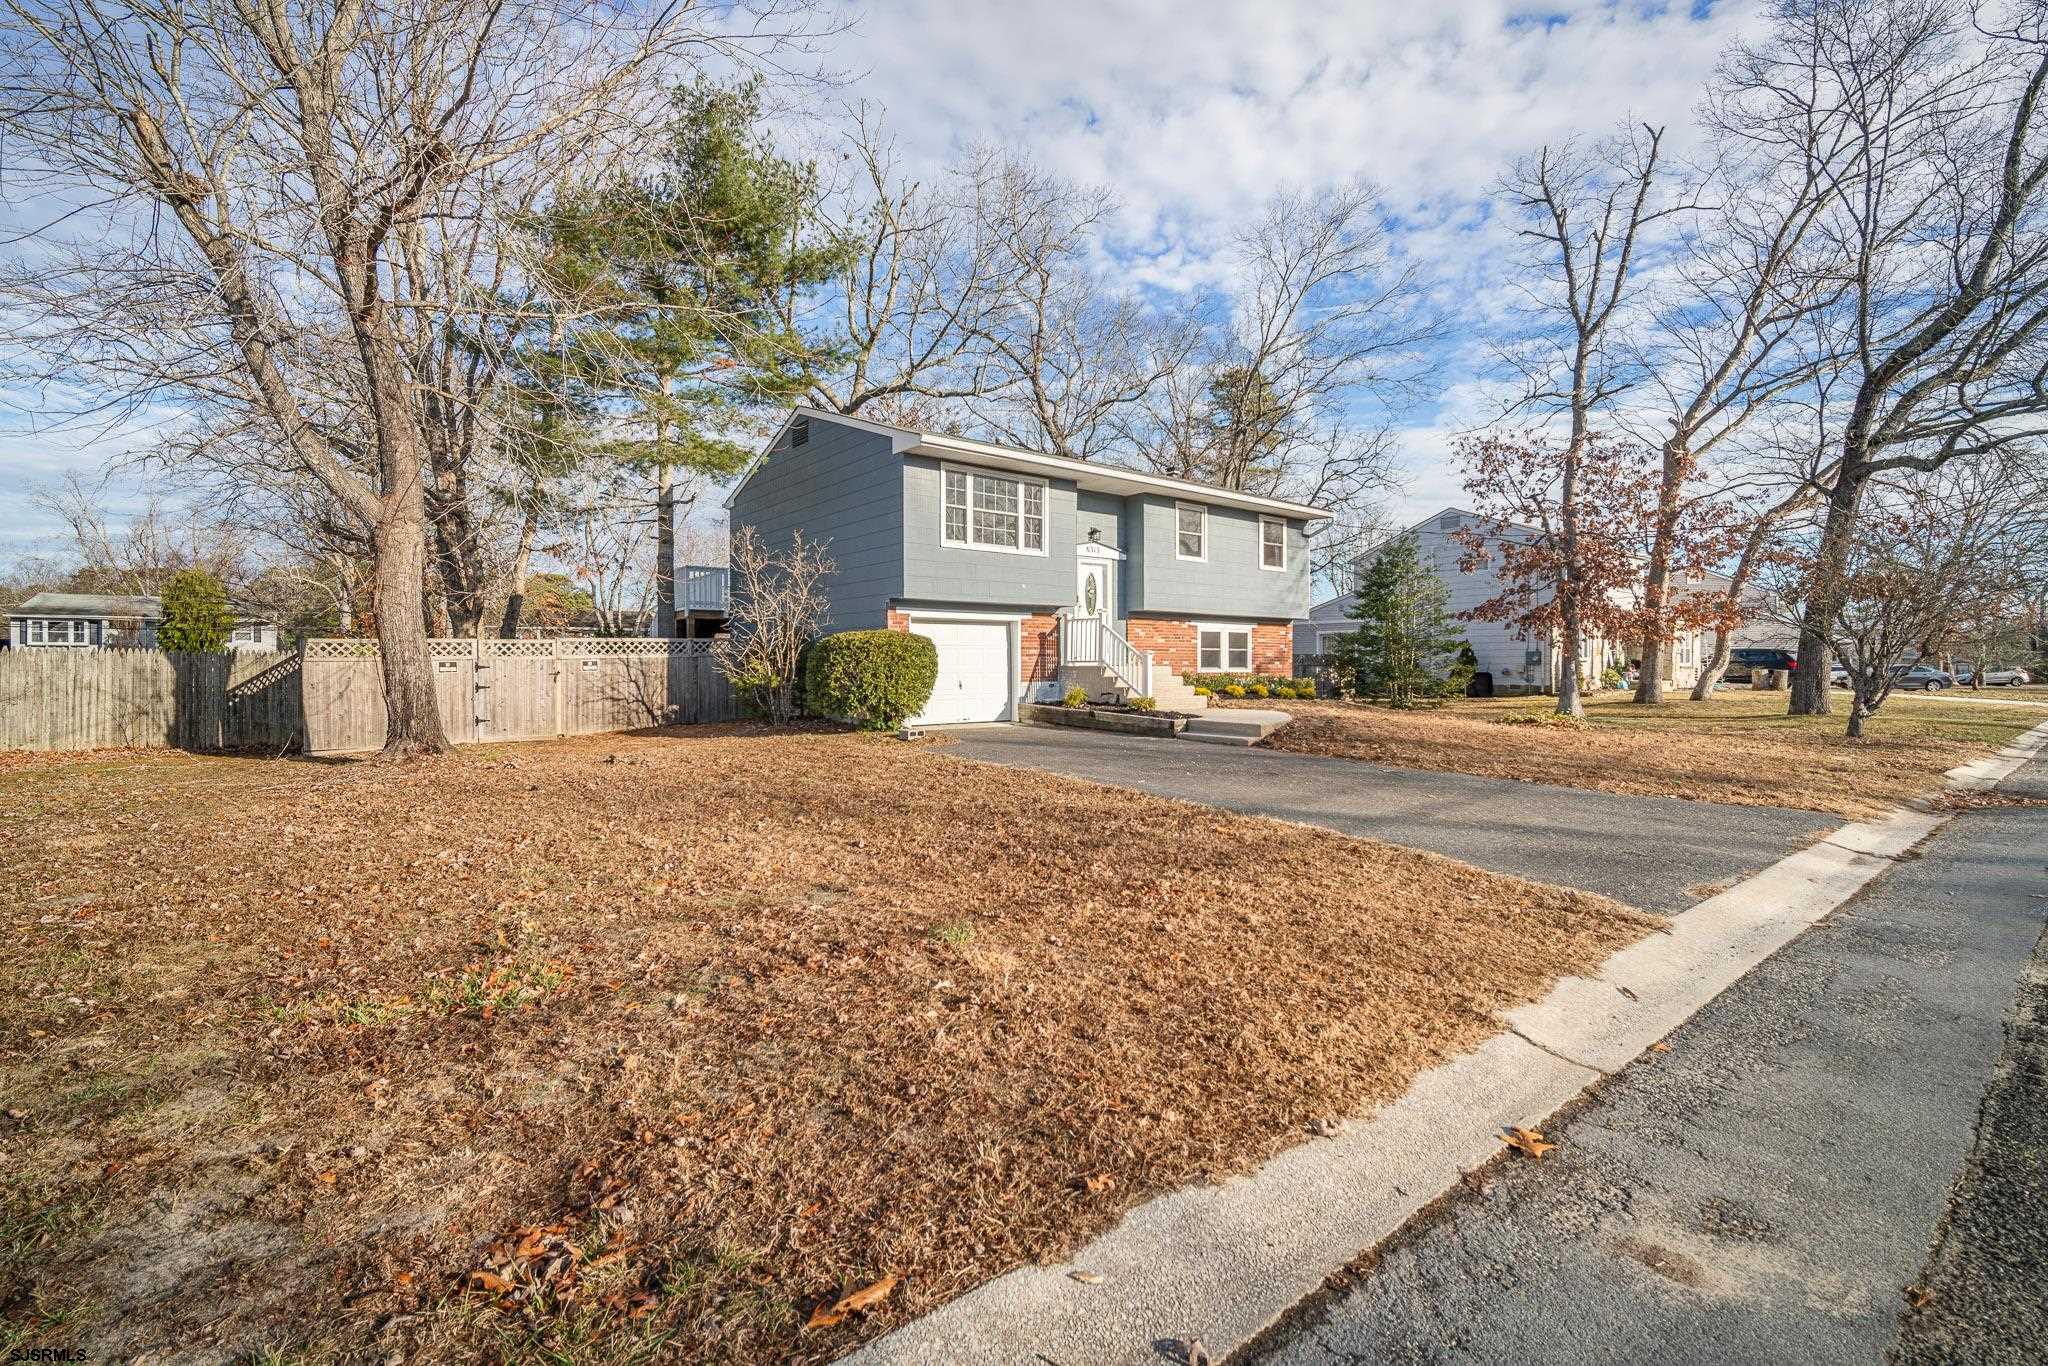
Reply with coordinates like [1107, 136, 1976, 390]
[911, 619, 1013, 725]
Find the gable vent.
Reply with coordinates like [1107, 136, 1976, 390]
[789, 416, 810, 448]
[1437, 511, 1462, 532]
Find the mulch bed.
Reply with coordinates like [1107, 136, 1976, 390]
[1, 725, 1652, 1362]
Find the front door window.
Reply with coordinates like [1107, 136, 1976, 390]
[1076, 561, 1109, 617]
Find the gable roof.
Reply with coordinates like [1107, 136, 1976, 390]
[730, 407, 1334, 522]
[10, 592, 163, 619]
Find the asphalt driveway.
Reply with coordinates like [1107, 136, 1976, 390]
[943, 726, 1836, 912]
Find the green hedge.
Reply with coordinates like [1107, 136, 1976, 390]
[803, 629, 939, 730]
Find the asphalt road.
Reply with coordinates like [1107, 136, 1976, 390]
[1238, 753, 2048, 1366]
[942, 726, 1832, 913]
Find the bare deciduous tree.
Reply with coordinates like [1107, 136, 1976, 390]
[0, 0, 821, 754]
[1711, 1, 2048, 715]
[1496, 125, 1689, 716]
[713, 528, 832, 724]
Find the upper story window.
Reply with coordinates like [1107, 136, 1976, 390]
[26, 619, 89, 645]
[942, 465, 1046, 555]
[1260, 516, 1286, 571]
[1176, 503, 1207, 561]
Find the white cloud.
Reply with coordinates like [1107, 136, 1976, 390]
[0, 0, 1770, 560]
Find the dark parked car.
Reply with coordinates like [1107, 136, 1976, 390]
[1727, 648, 1798, 683]
[1891, 664, 1954, 691]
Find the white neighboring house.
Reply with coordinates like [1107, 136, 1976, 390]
[5, 592, 280, 651]
[1295, 507, 1720, 696]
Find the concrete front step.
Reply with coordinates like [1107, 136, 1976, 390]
[1180, 707, 1291, 746]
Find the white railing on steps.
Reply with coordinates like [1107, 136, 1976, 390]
[1059, 613, 1153, 697]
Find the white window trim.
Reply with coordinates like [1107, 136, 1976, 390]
[1195, 621, 1255, 673]
[27, 618, 90, 646]
[1175, 502, 1208, 562]
[939, 462, 1049, 558]
[1259, 515, 1287, 572]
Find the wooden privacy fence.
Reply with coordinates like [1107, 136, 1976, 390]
[0, 648, 303, 753]
[300, 637, 737, 755]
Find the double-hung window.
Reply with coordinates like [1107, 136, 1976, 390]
[1176, 503, 1207, 560]
[942, 466, 1045, 554]
[1260, 516, 1286, 570]
[1198, 624, 1252, 673]
[27, 619, 86, 645]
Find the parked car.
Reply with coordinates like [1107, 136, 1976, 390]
[1727, 647, 1798, 683]
[1891, 664, 1954, 691]
[1955, 663, 2034, 687]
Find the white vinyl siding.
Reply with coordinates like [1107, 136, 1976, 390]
[1176, 503, 1207, 561]
[1197, 623, 1252, 672]
[942, 464, 1046, 556]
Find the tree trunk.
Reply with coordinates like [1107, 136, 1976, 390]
[1846, 696, 1867, 738]
[1634, 434, 1688, 705]
[373, 490, 452, 757]
[1556, 617, 1585, 719]
[1692, 629, 1733, 700]
[654, 460, 677, 639]
[1792, 452, 1872, 715]
[498, 491, 542, 639]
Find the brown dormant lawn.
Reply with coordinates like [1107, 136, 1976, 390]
[1249, 691, 2048, 818]
[0, 726, 1651, 1363]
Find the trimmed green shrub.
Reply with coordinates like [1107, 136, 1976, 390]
[802, 629, 939, 730]
[1221, 683, 1247, 699]
[1193, 686, 1212, 697]
[1247, 683, 1270, 698]
[1291, 677, 1316, 695]
[1063, 685, 1090, 708]
[1128, 695, 1158, 711]
[1271, 685, 1297, 699]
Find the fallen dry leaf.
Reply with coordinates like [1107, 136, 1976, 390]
[1904, 1285, 1935, 1310]
[467, 1270, 514, 1294]
[1068, 1270, 1105, 1284]
[1184, 1337, 1213, 1366]
[806, 1272, 899, 1330]
[1650, 1041, 1672, 1053]
[1083, 1172, 1116, 1193]
[1501, 1126, 1557, 1159]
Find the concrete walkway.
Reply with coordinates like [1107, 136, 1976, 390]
[1244, 752, 2048, 1366]
[942, 725, 1832, 913]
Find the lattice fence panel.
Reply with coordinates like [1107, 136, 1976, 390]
[300, 637, 734, 753]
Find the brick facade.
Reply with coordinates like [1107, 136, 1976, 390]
[884, 609, 912, 633]
[1124, 616, 1293, 679]
[1021, 613, 1060, 683]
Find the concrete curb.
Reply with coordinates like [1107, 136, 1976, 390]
[852, 715, 2048, 1366]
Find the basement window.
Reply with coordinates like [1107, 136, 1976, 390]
[1197, 624, 1252, 673]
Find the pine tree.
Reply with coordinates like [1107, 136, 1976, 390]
[156, 570, 234, 653]
[1332, 535, 1466, 705]
[543, 77, 849, 635]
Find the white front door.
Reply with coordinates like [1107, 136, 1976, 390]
[909, 618, 1014, 725]
[1076, 560, 1111, 619]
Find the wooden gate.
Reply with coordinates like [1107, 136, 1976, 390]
[300, 638, 736, 755]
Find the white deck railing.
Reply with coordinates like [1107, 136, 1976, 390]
[680, 566, 729, 611]
[1059, 613, 1153, 696]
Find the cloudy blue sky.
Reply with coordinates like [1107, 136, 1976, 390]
[0, 0, 1762, 567]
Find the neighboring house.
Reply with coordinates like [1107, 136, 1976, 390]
[1296, 508, 1722, 695]
[728, 408, 1330, 723]
[5, 592, 280, 651]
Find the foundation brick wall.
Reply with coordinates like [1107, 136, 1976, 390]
[884, 609, 912, 633]
[1022, 613, 1060, 682]
[1122, 617, 1294, 680]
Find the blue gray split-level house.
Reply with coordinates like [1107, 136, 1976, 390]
[727, 408, 1331, 724]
